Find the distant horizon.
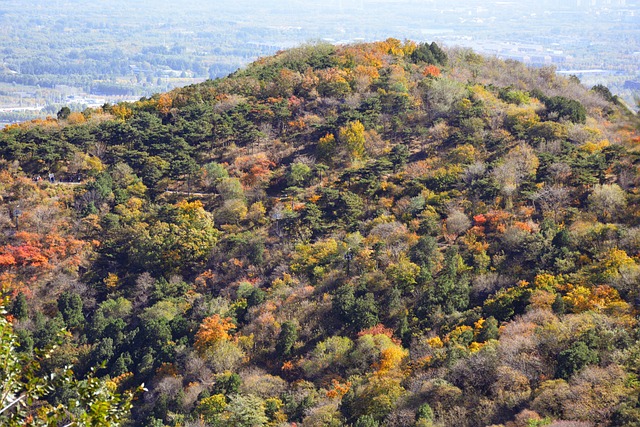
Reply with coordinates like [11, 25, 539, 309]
[0, 0, 638, 122]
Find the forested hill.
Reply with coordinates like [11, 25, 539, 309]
[1, 39, 640, 427]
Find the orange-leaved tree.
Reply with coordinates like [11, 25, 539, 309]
[194, 314, 236, 354]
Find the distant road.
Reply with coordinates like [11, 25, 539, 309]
[163, 190, 216, 197]
[47, 181, 217, 198]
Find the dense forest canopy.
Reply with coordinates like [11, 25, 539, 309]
[1, 39, 640, 426]
[1, 0, 639, 125]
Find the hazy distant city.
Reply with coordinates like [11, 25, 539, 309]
[1, 0, 639, 124]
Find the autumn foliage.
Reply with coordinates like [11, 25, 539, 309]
[194, 314, 236, 354]
[0, 40, 638, 427]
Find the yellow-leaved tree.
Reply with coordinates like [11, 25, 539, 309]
[339, 120, 366, 161]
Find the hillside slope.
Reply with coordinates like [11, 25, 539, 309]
[1, 40, 640, 427]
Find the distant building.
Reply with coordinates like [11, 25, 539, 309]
[530, 55, 552, 65]
[623, 80, 640, 90]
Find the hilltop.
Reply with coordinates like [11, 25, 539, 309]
[1, 40, 640, 426]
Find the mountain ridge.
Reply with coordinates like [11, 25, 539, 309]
[1, 39, 640, 427]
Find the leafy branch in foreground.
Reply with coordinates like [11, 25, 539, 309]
[0, 302, 144, 427]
